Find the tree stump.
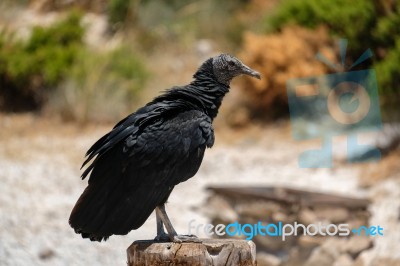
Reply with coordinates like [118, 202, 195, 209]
[127, 239, 257, 266]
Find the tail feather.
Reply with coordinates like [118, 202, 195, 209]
[69, 174, 171, 242]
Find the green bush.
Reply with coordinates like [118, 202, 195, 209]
[373, 12, 400, 49]
[267, 0, 400, 98]
[268, 0, 376, 54]
[375, 39, 400, 95]
[108, 0, 135, 29]
[106, 0, 250, 48]
[0, 10, 149, 120]
[50, 46, 149, 123]
[0, 10, 84, 111]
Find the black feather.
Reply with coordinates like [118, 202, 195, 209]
[69, 55, 235, 241]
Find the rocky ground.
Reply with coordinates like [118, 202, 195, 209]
[0, 2, 399, 265]
[0, 114, 399, 266]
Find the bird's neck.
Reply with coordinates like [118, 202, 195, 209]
[188, 81, 229, 120]
[188, 60, 230, 120]
[151, 60, 230, 120]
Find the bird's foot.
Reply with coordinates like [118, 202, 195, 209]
[173, 234, 201, 243]
[154, 232, 171, 242]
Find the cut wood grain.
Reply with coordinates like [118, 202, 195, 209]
[127, 239, 256, 266]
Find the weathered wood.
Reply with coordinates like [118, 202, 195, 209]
[207, 186, 370, 209]
[127, 239, 257, 266]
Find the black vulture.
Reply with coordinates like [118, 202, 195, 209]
[69, 54, 260, 242]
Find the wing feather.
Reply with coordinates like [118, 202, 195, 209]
[69, 107, 214, 241]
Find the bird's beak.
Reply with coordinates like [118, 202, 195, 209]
[241, 64, 261, 79]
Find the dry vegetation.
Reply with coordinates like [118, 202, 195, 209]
[237, 25, 336, 121]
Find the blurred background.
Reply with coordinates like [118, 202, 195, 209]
[0, 0, 399, 265]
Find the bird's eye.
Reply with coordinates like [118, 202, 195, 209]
[228, 61, 235, 66]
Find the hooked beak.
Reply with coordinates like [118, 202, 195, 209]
[241, 64, 261, 79]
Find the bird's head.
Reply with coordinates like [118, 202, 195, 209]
[211, 54, 261, 85]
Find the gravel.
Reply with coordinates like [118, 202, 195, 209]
[0, 118, 398, 265]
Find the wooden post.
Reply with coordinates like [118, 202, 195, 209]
[127, 239, 257, 266]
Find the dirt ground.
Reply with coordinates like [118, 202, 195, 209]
[0, 113, 399, 266]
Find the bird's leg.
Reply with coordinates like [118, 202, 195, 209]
[156, 211, 164, 235]
[153, 210, 170, 242]
[155, 205, 177, 241]
[155, 204, 200, 243]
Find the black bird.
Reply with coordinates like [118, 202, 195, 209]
[69, 54, 261, 242]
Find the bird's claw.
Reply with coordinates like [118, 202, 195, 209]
[154, 233, 171, 242]
[173, 234, 201, 243]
